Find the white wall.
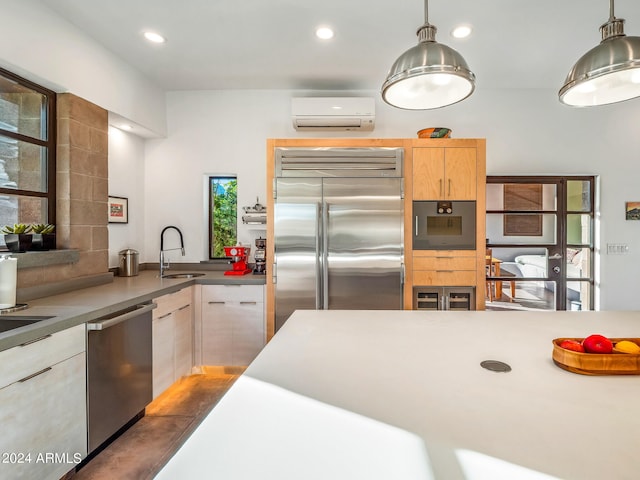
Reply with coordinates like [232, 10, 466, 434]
[143, 88, 640, 310]
[108, 127, 147, 268]
[0, 0, 166, 136]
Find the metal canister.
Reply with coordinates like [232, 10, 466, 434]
[118, 249, 139, 277]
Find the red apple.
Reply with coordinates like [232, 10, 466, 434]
[559, 339, 585, 352]
[582, 334, 613, 354]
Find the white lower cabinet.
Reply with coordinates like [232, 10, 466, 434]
[201, 284, 265, 366]
[152, 287, 193, 398]
[0, 324, 86, 480]
[174, 302, 193, 379]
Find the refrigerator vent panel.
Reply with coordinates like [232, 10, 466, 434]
[275, 147, 403, 178]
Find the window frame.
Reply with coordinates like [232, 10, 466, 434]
[208, 175, 237, 259]
[486, 176, 596, 310]
[0, 66, 57, 227]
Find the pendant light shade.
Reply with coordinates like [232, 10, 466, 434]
[382, 1, 475, 110]
[559, 0, 640, 106]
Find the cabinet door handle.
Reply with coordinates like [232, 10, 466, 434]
[19, 334, 52, 347]
[18, 367, 52, 383]
[88, 303, 157, 331]
[178, 304, 191, 311]
[439, 179, 443, 196]
[158, 312, 172, 320]
[208, 301, 225, 305]
[414, 216, 419, 236]
[436, 270, 455, 273]
[240, 301, 257, 305]
[435, 256, 453, 259]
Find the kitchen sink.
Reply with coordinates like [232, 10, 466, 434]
[161, 273, 206, 279]
[0, 315, 54, 333]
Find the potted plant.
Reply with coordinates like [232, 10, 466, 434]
[2, 224, 33, 252]
[31, 224, 56, 251]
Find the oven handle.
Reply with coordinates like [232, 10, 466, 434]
[87, 303, 157, 331]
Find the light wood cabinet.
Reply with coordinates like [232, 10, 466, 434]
[413, 251, 477, 287]
[413, 147, 477, 200]
[152, 287, 193, 398]
[264, 138, 486, 316]
[0, 324, 86, 480]
[201, 284, 265, 366]
[406, 139, 487, 310]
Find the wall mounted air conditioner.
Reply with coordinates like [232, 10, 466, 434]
[291, 97, 375, 131]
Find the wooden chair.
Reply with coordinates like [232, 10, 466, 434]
[486, 248, 517, 302]
[485, 248, 495, 301]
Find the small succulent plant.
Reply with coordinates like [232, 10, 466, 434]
[31, 223, 55, 234]
[2, 223, 32, 234]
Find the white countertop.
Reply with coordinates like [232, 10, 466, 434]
[155, 309, 640, 480]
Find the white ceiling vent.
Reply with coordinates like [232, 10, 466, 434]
[291, 97, 375, 131]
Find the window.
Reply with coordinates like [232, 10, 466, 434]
[0, 67, 56, 246]
[208, 176, 237, 258]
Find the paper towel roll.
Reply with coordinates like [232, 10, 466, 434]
[0, 255, 17, 309]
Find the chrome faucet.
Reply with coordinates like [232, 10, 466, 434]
[160, 226, 185, 277]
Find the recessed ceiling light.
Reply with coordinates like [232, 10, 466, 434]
[316, 26, 334, 40]
[143, 31, 166, 44]
[451, 25, 472, 39]
[120, 124, 133, 131]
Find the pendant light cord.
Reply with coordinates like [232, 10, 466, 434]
[609, 0, 615, 21]
[424, 0, 429, 24]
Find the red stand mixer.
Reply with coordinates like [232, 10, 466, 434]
[223, 245, 252, 276]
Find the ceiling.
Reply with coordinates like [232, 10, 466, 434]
[39, 0, 640, 93]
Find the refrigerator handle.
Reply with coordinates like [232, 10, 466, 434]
[322, 201, 329, 310]
[316, 202, 322, 310]
[401, 263, 405, 285]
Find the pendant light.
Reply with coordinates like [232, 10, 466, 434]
[381, 0, 475, 110]
[559, 0, 640, 107]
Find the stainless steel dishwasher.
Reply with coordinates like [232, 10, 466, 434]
[86, 302, 156, 454]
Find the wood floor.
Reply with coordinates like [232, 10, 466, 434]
[70, 370, 239, 480]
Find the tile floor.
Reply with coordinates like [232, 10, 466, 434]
[70, 370, 240, 480]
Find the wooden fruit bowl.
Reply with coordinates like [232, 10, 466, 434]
[552, 338, 640, 375]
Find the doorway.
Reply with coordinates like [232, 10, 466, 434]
[486, 176, 595, 311]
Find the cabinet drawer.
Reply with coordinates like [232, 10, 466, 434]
[413, 249, 476, 257]
[0, 324, 85, 389]
[413, 270, 476, 286]
[413, 256, 475, 271]
[0, 351, 87, 479]
[153, 287, 192, 318]
[202, 284, 264, 303]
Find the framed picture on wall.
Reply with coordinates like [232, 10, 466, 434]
[108, 196, 128, 223]
[626, 202, 640, 220]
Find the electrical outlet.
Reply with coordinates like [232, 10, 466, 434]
[607, 243, 629, 254]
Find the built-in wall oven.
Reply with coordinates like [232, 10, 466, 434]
[413, 200, 476, 250]
[86, 302, 156, 454]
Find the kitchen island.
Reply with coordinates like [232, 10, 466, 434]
[155, 309, 640, 480]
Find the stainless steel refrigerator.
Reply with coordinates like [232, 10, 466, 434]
[273, 147, 404, 331]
